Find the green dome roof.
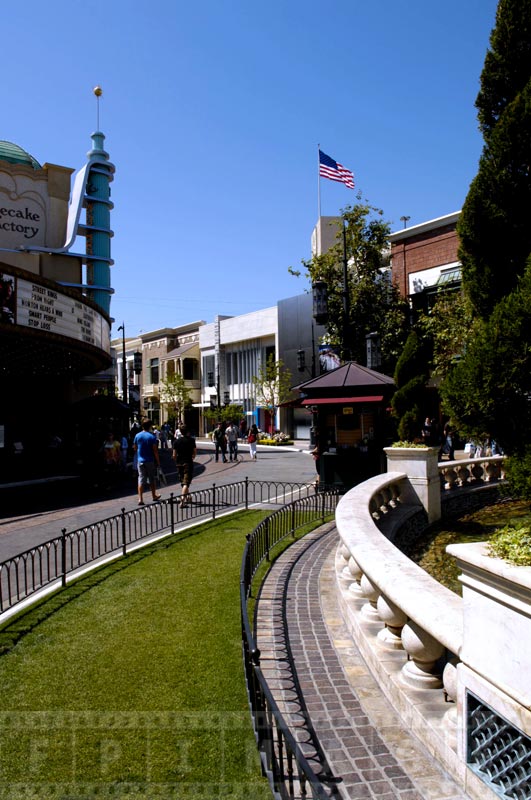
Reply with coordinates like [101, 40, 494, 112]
[0, 140, 41, 169]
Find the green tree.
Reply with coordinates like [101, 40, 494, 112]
[442, 0, 531, 469]
[391, 329, 432, 442]
[458, 0, 531, 318]
[290, 200, 409, 373]
[251, 355, 293, 434]
[159, 373, 192, 423]
[203, 404, 244, 427]
[440, 260, 531, 452]
[418, 290, 475, 380]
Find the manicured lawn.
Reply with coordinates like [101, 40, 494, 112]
[0, 511, 273, 799]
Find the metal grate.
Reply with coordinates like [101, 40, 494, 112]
[467, 691, 531, 799]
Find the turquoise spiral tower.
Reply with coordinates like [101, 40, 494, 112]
[84, 129, 115, 316]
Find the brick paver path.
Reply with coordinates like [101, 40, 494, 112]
[256, 524, 467, 800]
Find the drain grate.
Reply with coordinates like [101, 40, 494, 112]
[467, 691, 531, 799]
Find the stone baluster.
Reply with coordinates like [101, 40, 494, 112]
[400, 620, 444, 689]
[360, 574, 382, 623]
[457, 464, 471, 486]
[442, 465, 458, 491]
[442, 658, 459, 728]
[471, 460, 485, 483]
[380, 485, 392, 511]
[347, 556, 365, 601]
[375, 491, 388, 515]
[376, 594, 407, 650]
[388, 482, 401, 507]
[369, 496, 381, 520]
[485, 460, 499, 482]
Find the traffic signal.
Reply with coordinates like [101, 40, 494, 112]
[297, 349, 305, 372]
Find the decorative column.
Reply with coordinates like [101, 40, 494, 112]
[85, 131, 115, 316]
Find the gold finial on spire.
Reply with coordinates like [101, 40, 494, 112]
[93, 86, 103, 130]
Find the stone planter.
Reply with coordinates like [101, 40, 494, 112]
[446, 541, 531, 711]
[384, 446, 441, 523]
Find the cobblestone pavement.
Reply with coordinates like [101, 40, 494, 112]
[256, 524, 467, 800]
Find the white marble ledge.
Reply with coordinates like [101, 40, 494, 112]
[336, 476, 463, 656]
[447, 541, 531, 597]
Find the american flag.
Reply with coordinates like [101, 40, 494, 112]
[319, 150, 355, 189]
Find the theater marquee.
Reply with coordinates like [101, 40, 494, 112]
[0, 271, 110, 353]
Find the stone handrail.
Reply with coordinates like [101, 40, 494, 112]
[439, 454, 505, 491]
[333, 455, 509, 794]
[334, 470, 465, 784]
[335, 472, 463, 663]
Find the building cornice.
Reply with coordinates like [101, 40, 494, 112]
[389, 211, 461, 243]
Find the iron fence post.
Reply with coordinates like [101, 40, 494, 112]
[265, 517, 270, 561]
[61, 528, 67, 587]
[245, 476, 249, 510]
[121, 508, 127, 556]
[212, 483, 216, 520]
[170, 492, 175, 534]
[321, 490, 326, 523]
[291, 503, 296, 538]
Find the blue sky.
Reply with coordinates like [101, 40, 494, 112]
[4, 0, 498, 338]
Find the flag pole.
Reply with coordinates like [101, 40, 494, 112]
[317, 143, 321, 220]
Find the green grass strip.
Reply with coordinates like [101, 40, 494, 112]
[0, 511, 272, 799]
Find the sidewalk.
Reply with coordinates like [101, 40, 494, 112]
[257, 524, 466, 799]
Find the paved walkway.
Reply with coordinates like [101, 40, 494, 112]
[256, 524, 466, 799]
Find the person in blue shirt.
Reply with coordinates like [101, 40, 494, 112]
[133, 418, 161, 505]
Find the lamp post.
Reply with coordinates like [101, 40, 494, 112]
[341, 219, 351, 362]
[117, 323, 127, 405]
[311, 217, 351, 363]
[400, 215, 411, 229]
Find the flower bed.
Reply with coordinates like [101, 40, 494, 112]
[258, 432, 293, 446]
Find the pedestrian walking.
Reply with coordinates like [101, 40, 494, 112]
[133, 419, 162, 505]
[248, 423, 258, 460]
[212, 423, 228, 463]
[172, 424, 197, 507]
[226, 422, 239, 461]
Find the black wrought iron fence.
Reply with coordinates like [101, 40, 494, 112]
[0, 478, 315, 616]
[240, 491, 340, 798]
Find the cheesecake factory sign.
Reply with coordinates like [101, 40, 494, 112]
[0, 164, 47, 248]
[0, 271, 110, 353]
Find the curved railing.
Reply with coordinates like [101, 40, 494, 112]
[333, 458, 506, 786]
[240, 491, 340, 799]
[0, 478, 316, 617]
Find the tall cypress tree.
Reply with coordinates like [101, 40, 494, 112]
[442, 0, 531, 461]
[458, 0, 531, 318]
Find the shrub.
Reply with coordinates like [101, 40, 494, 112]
[488, 522, 531, 566]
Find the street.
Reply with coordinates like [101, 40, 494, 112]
[0, 441, 316, 562]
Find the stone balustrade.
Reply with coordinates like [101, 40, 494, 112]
[440, 454, 506, 492]
[335, 473, 462, 718]
[333, 451, 518, 799]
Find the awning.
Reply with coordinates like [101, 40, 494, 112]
[301, 395, 384, 406]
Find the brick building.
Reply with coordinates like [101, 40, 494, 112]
[389, 211, 461, 308]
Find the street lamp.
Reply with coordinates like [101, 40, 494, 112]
[400, 215, 411, 229]
[311, 217, 351, 363]
[312, 279, 328, 325]
[117, 323, 127, 405]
